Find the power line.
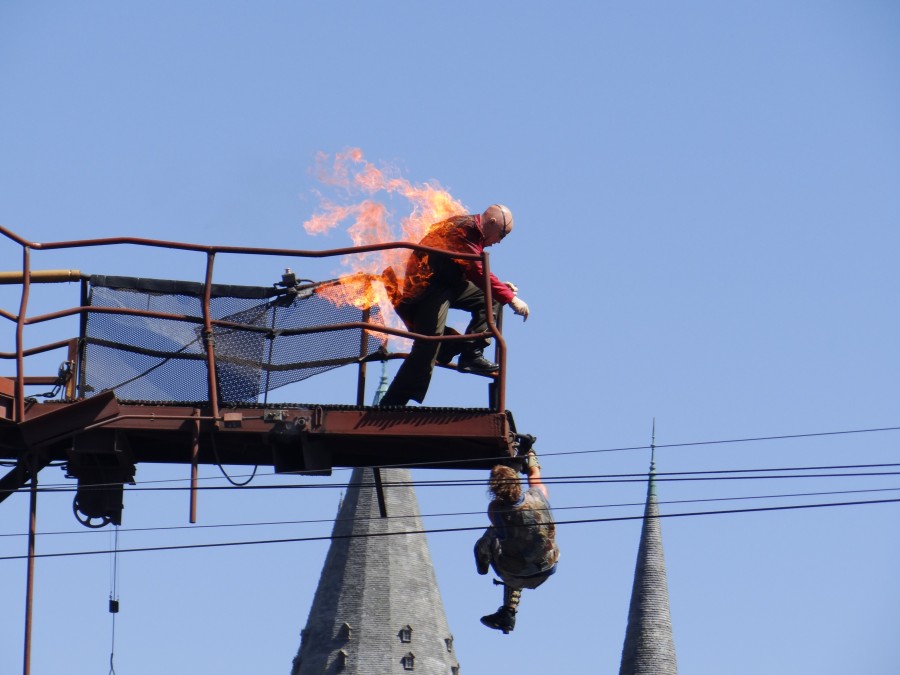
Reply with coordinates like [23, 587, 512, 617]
[11, 422, 900, 493]
[2, 460, 898, 542]
[2, 495, 897, 562]
[544, 424, 900, 458]
[14, 460, 900, 496]
[3, 485, 899, 539]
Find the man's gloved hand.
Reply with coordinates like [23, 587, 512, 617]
[523, 449, 541, 473]
[510, 296, 530, 321]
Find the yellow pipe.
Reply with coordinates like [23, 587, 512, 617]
[0, 270, 83, 284]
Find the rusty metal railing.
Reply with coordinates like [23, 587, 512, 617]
[0, 224, 507, 417]
[0, 223, 512, 675]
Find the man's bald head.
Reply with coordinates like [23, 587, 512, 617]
[481, 204, 514, 245]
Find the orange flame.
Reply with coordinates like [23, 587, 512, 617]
[305, 148, 466, 242]
[303, 149, 467, 334]
[315, 272, 385, 313]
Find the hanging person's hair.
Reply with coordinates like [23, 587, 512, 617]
[488, 465, 522, 503]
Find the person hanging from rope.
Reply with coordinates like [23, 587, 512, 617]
[378, 204, 529, 407]
[474, 443, 559, 634]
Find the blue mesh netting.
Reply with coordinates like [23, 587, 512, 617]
[81, 275, 385, 403]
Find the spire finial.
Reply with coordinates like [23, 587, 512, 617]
[373, 361, 390, 405]
[649, 419, 657, 498]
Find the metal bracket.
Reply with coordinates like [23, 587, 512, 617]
[263, 410, 286, 423]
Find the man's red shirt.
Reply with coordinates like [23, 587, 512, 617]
[404, 214, 515, 304]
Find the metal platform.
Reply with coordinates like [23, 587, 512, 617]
[1, 225, 526, 523]
[2, 393, 517, 474]
[1, 225, 530, 675]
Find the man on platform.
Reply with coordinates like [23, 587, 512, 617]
[379, 204, 529, 407]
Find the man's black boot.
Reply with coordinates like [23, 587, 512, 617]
[480, 606, 516, 634]
[377, 391, 409, 407]
[458, 349, 499, 374]
[436, 328, 463, 365]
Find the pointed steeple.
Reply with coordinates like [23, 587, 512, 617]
[291, 364, 460, 674]
[619, 422, 678, 675]
[373, 362, 390, 405]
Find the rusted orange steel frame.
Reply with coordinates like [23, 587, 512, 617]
[190, 408, 201, 523]
[201, 252, 220, 422]
[480, 251, 506, 411]
[13, 400, 516, 472]
[14, 246, 31, 423]
[0, 223, 486, 261]
[0, 225, 507, 410]
[14, 246, 36, 675]
[6, 305, 497, 345]
[0, 339, 76, 360]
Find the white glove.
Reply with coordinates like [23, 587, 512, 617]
[504, 281, 519, 294]
[509, 296, 530, 321]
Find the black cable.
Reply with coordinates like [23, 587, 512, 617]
[24, 461, 900, 494]
[7, 423, 898, 492]
[408, 462, 900, 486]
[2, 495, 897, 562]
[4, 485, 899, 540]
[9, 462, 900, 500]
[108, 526, 120, 675]
[209, 431, 257, 487]
[12, 422, 900, 493]
[540, 424, 900, 459]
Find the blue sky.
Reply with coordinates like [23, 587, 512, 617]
[2, 2, 899, 673]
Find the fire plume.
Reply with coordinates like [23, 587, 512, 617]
[302, 149, 467, 335]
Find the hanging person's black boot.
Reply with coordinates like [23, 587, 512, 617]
[480, 585, 520, 634]
[480, 606, 516, 634]
[458, 348, 499, 374]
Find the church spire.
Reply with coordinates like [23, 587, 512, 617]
[618, 421, 678, 675]
[291, 364, 460, 674]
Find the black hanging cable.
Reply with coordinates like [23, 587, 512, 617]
[108, 525, 120, 675]
[96, 336, 203, 397]
[209, 430, 257, 487]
